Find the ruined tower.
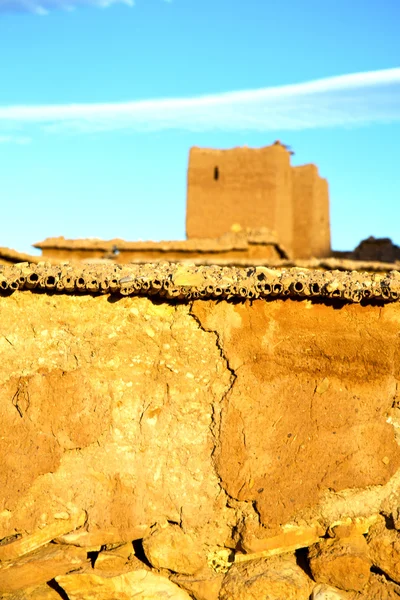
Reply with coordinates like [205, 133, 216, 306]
[186, 144, 293, 255]
[292, 164, 331, 259]
[186, 143, 331, 259]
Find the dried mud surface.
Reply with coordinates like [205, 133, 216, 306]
[192, 299, 400, 527]
[1, 275, 400, 597]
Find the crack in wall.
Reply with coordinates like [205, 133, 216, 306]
[188, 301, 236, 458]
[188, 301, 263, 544]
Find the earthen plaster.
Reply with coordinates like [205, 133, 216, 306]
[1, 263, 400, 598]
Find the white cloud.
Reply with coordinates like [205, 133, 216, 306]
[0, 68, 399, 135]
[0, 0, 133, 14]
[0, 135, 31, 144]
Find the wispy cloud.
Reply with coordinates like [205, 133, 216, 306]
[0, 0, 133, 15]
[0, 135, 31, 144]
[0, 68, 399, 136]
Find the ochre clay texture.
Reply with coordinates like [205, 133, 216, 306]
[192, 299, 400, 527]
[1, 278, 400, 598]
[0, 293, 233, 546]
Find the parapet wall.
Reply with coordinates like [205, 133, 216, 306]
[1, 264, 400, 599]
[32, 230, 285, 264]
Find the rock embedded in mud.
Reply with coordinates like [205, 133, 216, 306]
[327, 515, 380, 540]
[0, 511, 86, 562]
[311, 583, 352, 599]
[308, 535, 371, 592]
[56, 570, 193, 599]
[94, 542, 135, 572]
[0, 543, 88, 593]
[171, 568, 224, 600]
[359, 573, 400, 599]
[142, 523, 206, 575]
[239, 521, 324, 555]
[0, 583, 66, 600]
[367, 520, 400, 583]
[219, 557, 313, 600]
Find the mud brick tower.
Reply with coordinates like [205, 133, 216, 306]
[186, 143, 331, 259]
[292, 164, 331, 259]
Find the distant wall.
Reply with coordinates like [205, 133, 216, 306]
[39, 245, 282, 264]
[312, 174, 331, 258]
[186, 146, 293, 256]
[187, 145, 331, 259]
[292, 165, 331, 259]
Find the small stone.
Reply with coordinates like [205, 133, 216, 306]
[56, 570, 193, 600]
[172, 267, 204, 287]
[367, 521, 400, 583]
[55, 526, 149, 547]
[171, 568, 224, 600]
[220, 557, 312, 600]
[0, 543, 88, 593]
[94, 552, 129, 572]
[354, 572, 400, 600]
[0, 583, 65, 599]
[308, 535, 371, 592]
[316, 378, 330, 394]
[143, 524, 206, 575]
[328, 515, 380, 539]
[94, 542, 134, 572]
[0, 511, 86, 562]
[240, 521, 324, 555]
[311, 583, 352, 599]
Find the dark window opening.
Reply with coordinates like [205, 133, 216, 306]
[214, 166, 219, 181]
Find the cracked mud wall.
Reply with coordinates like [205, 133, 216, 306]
[2, 291, 400, 597]
[192, 299, 400, 534]
[0, 293, 235, 551]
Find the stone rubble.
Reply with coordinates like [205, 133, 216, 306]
[219, 556, 313, 600]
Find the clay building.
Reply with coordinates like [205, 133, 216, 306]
[186, 142, 331, 259]
[32, 142, 330, 264]
[33, 229, 286, 265]
[291, 163, 331, 259]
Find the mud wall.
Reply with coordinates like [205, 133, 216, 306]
[292, 165, 331, 259]
[313, 174, 331, 258]
[39, 245, 281, 264]
[186, 146, 293, 255]
[1, 267, 400, 599]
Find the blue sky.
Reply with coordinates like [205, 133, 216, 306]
[0, 0, 399, 255]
